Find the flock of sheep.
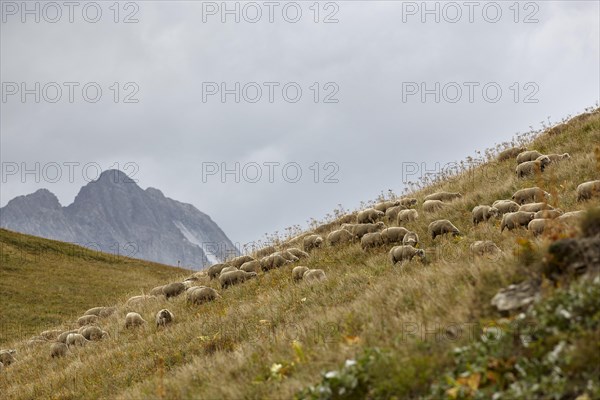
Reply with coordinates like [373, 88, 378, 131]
[1, 146, 598, 371]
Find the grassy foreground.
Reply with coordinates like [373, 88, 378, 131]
[0, 109, 599, 399]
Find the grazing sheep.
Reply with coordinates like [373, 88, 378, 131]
[50, 342, 68, 358]
[57, 330, 78, 343]
[492, 200, 520, 215]
[287, 248, 309, 259]
[470, 241, 502, 257]
[187, 287, 220, 305]
[528, 218, 551, 236]
[512, 187, 551, 205]
[207, 263, 230, 280]
[303, 269, 326, 283]
[402, 231, 419, 247]
[219, 270, 257, 289]
[557, 210, 586, 224]
[0, 349, 16, 366]
[79, 326, 108, 341]
[162, 282, 186, 299]
[327, 229, 354, 246]
[155, 309, 174, 328]
[380, 227, 409, 244]
[149, 285, 165, 296]
[292, 266, 309, 282]
[373, 200, 401, 212]
[357, 208, 385, 224]
[389, 245, 425, 264]
[40, 329, 62, 340]
[240, 260, 261, 273]
[497, 146, 527, 162]
[77, 315, 98, 327]
[501, 211, 536, 232]
[125, 312, 146, 328]
[260, 254, 289, 271]
[219, 266, 238, 276]
[275, 250, 299, 262]
[385, 206, 405, 223]
[361, 232, 384, 250]
[516, 150, 543, 164]
[66, 333, 88, 347]
[228, 255, 255, 268]
[423, 200, 446, 213]
[519, 202, 554, 213]
[126, 295, 157, 306]
[472, 205, 499, 225]
[399, 198, 418, 208]
[303, 234, 324, 252]
[535, 209, 563, 219]
[576, 180, 600, 202]
[397, 209, 418, 224]
[428, 220, 461, 240]
[255, 245, 277, 258]
[544, 153, 571, 163]
[516, 156, 551, 178]
[353, 222, 386, 238]
[424, 192, 462, 202]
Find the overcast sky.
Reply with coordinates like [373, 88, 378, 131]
[1, 1, 599, 247]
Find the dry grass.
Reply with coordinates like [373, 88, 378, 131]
[0, 109, 598, 399]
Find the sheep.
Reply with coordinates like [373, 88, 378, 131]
[373, 200, 401, 212]
[39, 329, 62, 340]
[353, 222, 386, 238]
[240, 260, 261, 273]
[516, 150, 543, 164]
[162, 282, 186, 299]
[389, 245, 425, 264]
[303, 269, 326, 283]
[402, 231, 419, 247]
[255, 245, 277, 258]
[357, 208, 385, 224]
[79, 326, 109, 341]
[535, 209, 563, 219]
[497, 146, 527, 162]
[492, 200, 520, 215]
[516, 156, 551, 178]
[126, 295, 157, 306]
[557, 210, 586, 224]
[428, 220, 461, 240]
[472, 205, 499, 225]
[424, 192, 462, 202]
[156, 309, 174, 328]
[303, 234, 324, 252]
[519, 202, 554, 213]
[528, 218, 551, 236]
[228, 255, 255, 268]
[0, 349, 16, 366]
[187, 287, 220, 305]
[83, 306, 117, 318]
[397, 209, 418, 224]
[207, 263, 230, 280]
[57, 330, 78, 343]
[50, 342, 68, 358]
[576, 180, 600, 202]
[422, 200, 446, 213]
[260, 254, 289, 271]
[77, 315, 98, 327]
[501, 211, 535, 232]
[219, 266, 239, 276]
[385, 206, 405, 223]
[361, 232, 384, 250]
[470, 241, 502, 257]
[327, 229, 354, 246]
[399, 198, 418, 208]
[149, 285, 165, 296]
[544, 153, 571, 163]
[287, 248, 310, 259]
[380, 227, 409, 244]
[125, 312, 146, 328]
[219, 270, 257, 288]
[512, 187, 551, 205]
[66, 333, 88, 347]
[292, 266, 309, 282]
[338, 214, 357, 224]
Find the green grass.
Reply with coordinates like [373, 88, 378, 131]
[0, 109, 598, 399]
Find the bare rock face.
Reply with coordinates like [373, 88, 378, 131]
[0, 170, 238, 270]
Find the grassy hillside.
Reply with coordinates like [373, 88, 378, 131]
[0, 229, 190, 344]
[0, 109, 598, 399]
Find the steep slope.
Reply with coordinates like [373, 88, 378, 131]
[0, 170, 239, 269]
[0, 109, 598, 399]
[0, 228, 190, 344]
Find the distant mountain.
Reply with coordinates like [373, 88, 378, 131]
[0, 170, 239, 269]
